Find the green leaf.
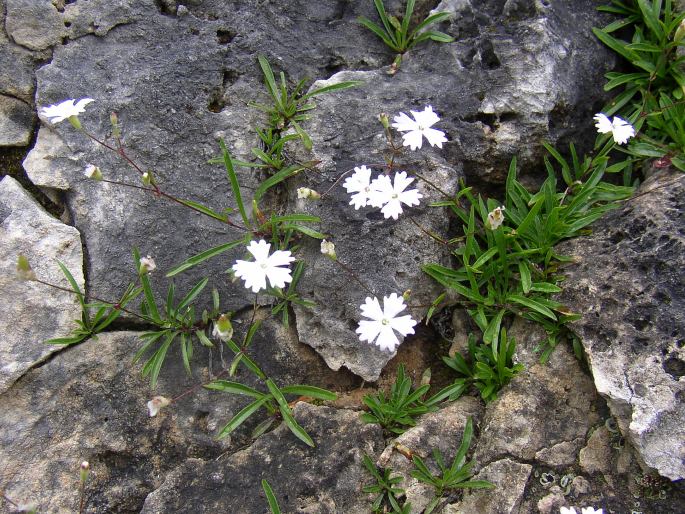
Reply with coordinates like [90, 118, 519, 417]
[279, 385, 337, 401]
[204, 380, 265, 399]
[254, 165, 304, 202]
[167, 238, 246, 277]
[301, 80, 362, 100]
[518, 261, 532, 294]
[483, 309, 506, 346]
[280, 224, 328, 239]
[219, 140, 251, 228]
[142, 331, 176, 389]
[216, 396, 271, 439]
[529, 282, 562, 293]
[269, 214, 320, 223]
[176, 277, 208, 312]
[592, 27, 637, 62]
[267, 379, 315, 447]
[508, 294, 557, 320]
[257, 55, 282, 109]
[177, 198, 227, 222]
[262, 480, 281, 514]
[637, 0, 664, 40]
[471, 247, 499, 270]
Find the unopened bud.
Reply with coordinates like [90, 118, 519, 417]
[378, 113, 390, 130]
[142, 171, 153, 186]
[320, 239, 337, 260]
[80, 461, 90, 483]
[110, 111, 121, 137]
[675, 18, 685, 43]
[68, 115, 82, 130]
[16, 254, 37, 281]
[387, 54, 402, 76]
[139, 255, 156, 274]
[147, 395, 171, 417]
[486, 206, 506, 230]
[297, 187, 321, 200]
[15, 502, 38, 513]
[84, 164, 102, 180]
[212, 313, 234, 342]
[402, 289, 411, 301]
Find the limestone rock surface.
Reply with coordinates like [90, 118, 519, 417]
[0, 175, 82, 393]
[557, 169, 685, 480]
[0, 94, 33, 146]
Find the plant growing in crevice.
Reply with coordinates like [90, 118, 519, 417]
[358, 0, 454, 71]
[442, 329, 524, 402]
[361, 364, 466, 434]
[362, 454, 411, 513]
[410, 417, 494, 513]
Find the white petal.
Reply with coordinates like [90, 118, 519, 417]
[611, 116, 635, 145]
[389, 315, 417, 337]
[356, 319, 382, 343]
[264, 265, 293, 289]
[375, 324, 401, 351]
[411, 105, 440, 128]
[392, 112, 418, 132]
[423, 127, 447, 148]
[246, 239, 271, 261]
[382, 293, 407, 318]
[349, 190, 369, 209]
[266, 249, 295, 267]
[232, 260, 266, 292]
[381, 199, 403, 219]
[399, 188, 422, 208]
[392, 171, 414, 193]
[593, 113, 613, 134]
[401, 130, 424, 151]
[75, 98, 94, 111]
[360, 296, 384, 321]
[368, 175, 393, 208]
[560, 508, 578, 514]
[343, 165, 372, 193]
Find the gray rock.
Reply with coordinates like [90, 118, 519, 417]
[557, 169, 685, 480]
[22, 126, 78, 190]
[535, 439, 585, 469]
[475, 321, 601, 465]
[5, 0, 66, 50]
[140, 403, 385, 514]
[579, 426, 613, 477]
[0, 175, 82, 393]
[0, 29, 36, 102]
[446, 458, 532, 514]
[0, 94, 33, 145]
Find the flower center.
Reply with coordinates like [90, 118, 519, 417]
[391, 193, 399, 199]
[381, 318, 390, 325]
[260, 263, 268, 269]
[364, 186, 370, 192]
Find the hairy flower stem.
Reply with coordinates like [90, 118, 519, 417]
[81, 130, 248, 231]
[333, 258, 375, 296]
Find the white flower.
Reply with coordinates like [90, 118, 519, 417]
[581, 508, 603, 514]
[232, 239, 295, 293]
[147, 396, 171, 417]
[39, 98, 94, 124]
[212, 313, 233, 342]
[392, 105, 448, 150]
[368, 171, 423, 220]
[486, 206, 505, 230]
[139, 256, 156, 274]
[320, 239, 337, 260]
[593, 113, 635, 145]
[343, 165, 382, 209]
[297, 187, 320, 200]
[560, 508, 577, 514]
[356, 293, 417, 352]
[84, 164, 102, 180]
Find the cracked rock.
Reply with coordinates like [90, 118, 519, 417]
[0, 94, 33, 146]
[557, 169, 685, 480]
[140, 403, 385, 514]
[0, 175, 82, 393]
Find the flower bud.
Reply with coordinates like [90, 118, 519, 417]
[84, 164, 103, 180]
[139, 255, 156, 274]
[297, 187, 321, 200]
[16, 254, 37, 281]
[110, 111, 121, 138]
[142, 171, 153, 186]
[402, 289, 412, 301]
[212, 313, 234, 342]
[378, 113, 390, 130]
[68, 115, 82, 130]
[147, 396, 171, 417]
[80, 461, 90, 483]
[320, 239, 337, 260]
[675, 18, 685, 44]
[486, 206, 506, 230]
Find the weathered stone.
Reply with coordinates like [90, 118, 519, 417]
[22, 126, 79, 190]
[5, 0, 66, 50]
[377, 397, 484, 513]
[475, 321, 600, 465]
[535, 439, 585, 469]
[0, 175, 82, 393]
[140, 403, 385, 514]
[579, 426, 613, 476]
[557, 169, 685, 480]
[0, 30, 36, 101]
[0, 94, 33, 146]
[446, 458, 532, 514]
